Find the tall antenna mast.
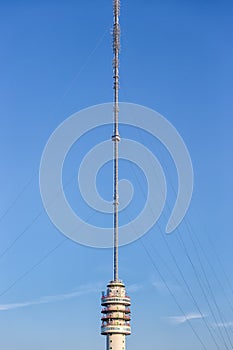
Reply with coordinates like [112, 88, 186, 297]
[112, 0, 120, 282]
[101, 2, 131, 348]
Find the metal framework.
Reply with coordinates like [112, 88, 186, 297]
[112, 0, 120, 282]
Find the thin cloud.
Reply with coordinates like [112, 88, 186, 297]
[167, 312, 207, 325]
[0, 283, 102, 312]
[152, 281, 167, 293]
[214, 322, 233, 328]
[127, 283, 144, 293]
[152, 281, 180, 294]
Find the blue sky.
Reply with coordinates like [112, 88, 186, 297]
[0, 0, 233, 349]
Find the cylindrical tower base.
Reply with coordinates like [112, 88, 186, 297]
[107, 334, 126, 350]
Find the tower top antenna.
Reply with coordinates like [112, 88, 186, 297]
[112, 0, 120, 282]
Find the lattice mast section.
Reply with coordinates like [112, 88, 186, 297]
[112, 0, 120, 282]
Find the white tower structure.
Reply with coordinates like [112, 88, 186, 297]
[101, 1, 131, 350]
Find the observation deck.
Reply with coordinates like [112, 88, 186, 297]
[101, 280, 131, 336]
